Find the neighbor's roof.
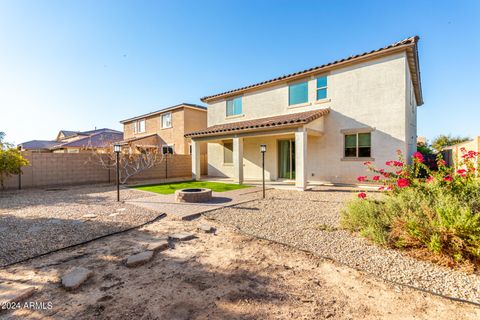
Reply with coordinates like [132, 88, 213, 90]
[185, 108, 330, 138]
[118, 133, 158, 145]
[19, 140, 60, 150]
[20, 128, 123, 150]
[58, 128, 121, 139]
[51, 131, 124, 149]
[201, 36, 423, 106]
[120, 103, 207, 124]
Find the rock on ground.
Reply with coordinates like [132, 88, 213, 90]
[126, 251, 154, 267]
[146, 240, 169, 252]
[61, 267, 93, 291]
[169, 232, 195, 241]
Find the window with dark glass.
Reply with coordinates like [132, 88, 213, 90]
[288, 81, 308, 105]
[344, 132, 371, 158]
[162, 145, 174, 154]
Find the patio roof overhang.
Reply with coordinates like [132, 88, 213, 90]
[185, 108, 330, 141]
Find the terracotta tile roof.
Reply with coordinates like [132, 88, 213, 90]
[185, 108, 330, 138]
[201, 36, 422, 105]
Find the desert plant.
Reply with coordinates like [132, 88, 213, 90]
[341, 148, 480, 268]
[0, 133, 29, 189]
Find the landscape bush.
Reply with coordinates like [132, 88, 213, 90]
[340, 148, 480, 269]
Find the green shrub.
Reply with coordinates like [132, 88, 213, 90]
[341, 149, 480, 268]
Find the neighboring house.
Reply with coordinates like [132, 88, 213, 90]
[442, 137, 480, 168]
[186, 36, 423, 189]
[119, 103, 207, 155]
[19, 128, 123, 153]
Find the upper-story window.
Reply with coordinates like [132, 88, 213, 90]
[133, 119, 145, 133]
[226, 97, 242, 117]
[288, 81, 308, 105]
[316, 76, 328, 100]
[161, 112, 172, 128]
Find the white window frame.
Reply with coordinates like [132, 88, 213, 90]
[316, 76, 328, 100]
[161, 112, 172, 129]
[133, 119, 146, 133]
[161, 144, 174, 155]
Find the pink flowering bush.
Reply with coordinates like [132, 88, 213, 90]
[341, 149, 480, 269]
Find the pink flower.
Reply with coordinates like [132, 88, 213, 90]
[357, 176, 367, 182]
[363, 161, 372, 166]
[444, 175, 453, 182]
[460, 147, 467, 153]
[426, 176, 434, 183]
[386, 185, 393, 191]
[457, 169, 467, 176]
[412, 152, 424, 163]
[357, 192, 367, 199]
[385, 161, 393, 166]
[396, 170, 403, 175]
[437, 159, 446, 166]
[397, 178, 410, 188]
[393, 161, 404, 167]
[378, 186, 385, 191]
[372, 175, 380, 181]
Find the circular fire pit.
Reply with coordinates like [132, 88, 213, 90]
[174, 188, 212, 203]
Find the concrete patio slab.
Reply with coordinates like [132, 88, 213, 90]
[125, 186, 266, 220]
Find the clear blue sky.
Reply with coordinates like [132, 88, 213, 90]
[1, 0, 479, 145]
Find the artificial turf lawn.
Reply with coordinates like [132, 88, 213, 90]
[131, 181, 251, 194]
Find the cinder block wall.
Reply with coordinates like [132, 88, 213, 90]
[1, 152, 207, 190]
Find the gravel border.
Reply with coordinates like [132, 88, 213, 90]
[205, 186, 480, 304]
[0, 185, 158, 267]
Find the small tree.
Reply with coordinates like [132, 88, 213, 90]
[89, 142, 165, 184]
[431, 134, 470, 152]
[0, 132, 29, 189]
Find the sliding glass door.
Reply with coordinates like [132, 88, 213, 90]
[278, 139, 295, 179]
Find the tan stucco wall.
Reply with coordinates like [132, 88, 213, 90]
[123, 107, 207, 155]
[206, 52, 416, 183]
[449, 137, 480, 167]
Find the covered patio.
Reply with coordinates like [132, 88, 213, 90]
[186, 109, 330, 191]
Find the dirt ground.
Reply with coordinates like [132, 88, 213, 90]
[1, 214, 479, 320]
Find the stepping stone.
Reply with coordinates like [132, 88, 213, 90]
[116, 208, 126, 212]
[61, 267, 93, 291]
[146, 240, 169, 252]
[198, 224, 215, 233]
[168, 232, 195, 242]
[82, 214, 97, 219]
[0, 284, 36, 304]
[126, 251, 154, 268]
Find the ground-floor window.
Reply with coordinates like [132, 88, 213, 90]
[162, 145, 174, 155]
[344, 132, 371, 158]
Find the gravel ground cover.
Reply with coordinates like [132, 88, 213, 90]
[2, 215, 479, 319]
[206, 186, 480, 304]
[0, 184, 158, 267]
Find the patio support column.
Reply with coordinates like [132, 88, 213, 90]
[191, 139, 201, 181]
[295, 128, 308, 190]
[233, 137, 244, 184]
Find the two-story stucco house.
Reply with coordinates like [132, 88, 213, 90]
[120, 103, 207, 155]
[186, 36, 423, 190]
